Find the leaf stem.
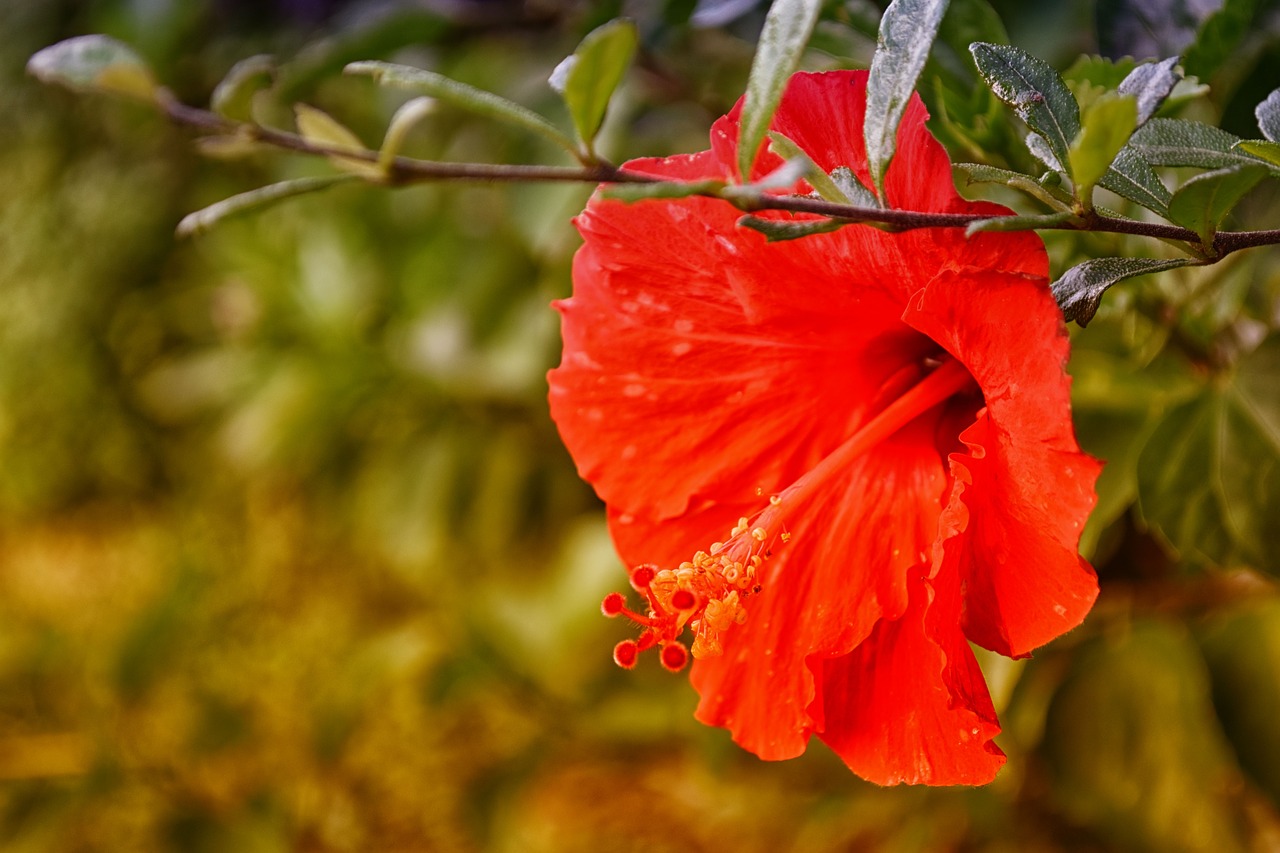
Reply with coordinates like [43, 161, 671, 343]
[159, 96, 1280, 258]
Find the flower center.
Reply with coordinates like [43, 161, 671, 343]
[602, 357, 976, 671]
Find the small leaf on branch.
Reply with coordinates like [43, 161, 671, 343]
[1166, 164, 1268, 244]
[737, 0, 823, 183]
[1130, 118, 1273, 171]
[864, 0, 951, 203]
[548, 18, 639, 157]
[732, 157, 810, 194]
[1097, 147, 1171, 216]
[176, 175, 361, 238]
[971, 42, 1081, 178]
[954, 162, 1073, 209]
[1117, 57, 1181, 127]
[964, 210, 1073, 238]
[830, 167, 880, 208]
[738, 215, 848, 241]
[27, 35, 158, 101]
[1256, 87, 1280, 142]
[767, 132, 852, 203]
[294, 104, 383, 180]
[1052, 257, 1194, 326]
[345, 61, 578, 156]
[1234, 139, 1280, 168]
[210, 54, 275, 122]
[1069, 92, 1138, 201]
[379, 97, 436, 172]
[599, 179, 726, 202]
[1026, 131, 1064, 173]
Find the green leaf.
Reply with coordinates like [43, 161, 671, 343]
[733, 157, 810, 193]
[27, 34, 158, 100]
[599, 179, 726, 203]
[1117, 57, 1181, 127]
[1025, 131, 1063, 172]
[954, 162, 1073, 208]
[737, 215, 848, 241]
[1097, 147, 1172, 216]
[829, 167, 880, 208]
[864, 0, 951, 202]
[1129, 118, 1268, 171]
[1069, 92, 1138, 200]
[971, 42, 1081, 178]
[345, 60, 577, 155]
[1166, 164, 1268, 244]
[1137, 336, 1280, 567]
[294, 104, 384, 180]
[767, 132, 854, 203]
[548, 18, 639, 157]
[964, 210, 1073, 238]
[175, 175, 361, 238]
[1234, 139, 1280, 168]
[737, 0, 823, 183]
[210, 54, 275, 122]
[1052, 257, 1194, 326]
[1256, 87, 1280, 142]
[378, 97, 436, 171]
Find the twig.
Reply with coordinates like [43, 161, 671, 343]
[160, 97, 1280, 258]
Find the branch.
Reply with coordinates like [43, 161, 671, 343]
[161, 97, 1280, 257]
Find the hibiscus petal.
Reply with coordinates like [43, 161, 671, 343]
[906, 268, 1101, 658]
[816, 560, 1005, 786]
[551, 176, 920, 522]
[549, 72, 1039, 526]
[688, 416, 948, 760]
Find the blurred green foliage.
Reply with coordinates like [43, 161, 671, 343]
[2, 0, 1280, 850]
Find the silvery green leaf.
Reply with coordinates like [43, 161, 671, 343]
[863, 0, 950, 202]
[1053, 257, 1193, 325]
[830, 167, 880, 208]
[972, 42, 1081, 177]
[738, 215, 848, 241]
[1256, 87, 1280, 142]
[1130, 118, 1267, 171]
[1098, 147, 1171, 216]
[176, 175, 361, 238]
[549, 19, 639, 155]
[27, 34, 158, 100]
[737, 0, 823, 183]
[346, 61, 577, 155]
[1026, 131, 1064, 173]
[964, 210, 1073, 238]
[1117, 57, 1181, 127]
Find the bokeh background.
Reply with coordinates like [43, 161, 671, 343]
[2, 0, 1280, 850]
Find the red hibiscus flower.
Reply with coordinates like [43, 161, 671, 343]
[548, 70, 1100, 786]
